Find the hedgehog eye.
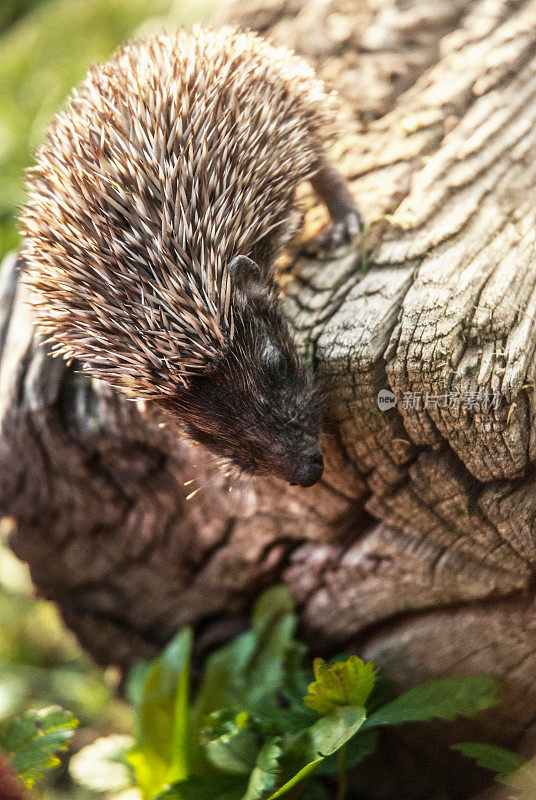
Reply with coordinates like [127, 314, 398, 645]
[263, 344, 288, 377]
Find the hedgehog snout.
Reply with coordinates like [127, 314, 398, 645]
[287, 449, 324, 487]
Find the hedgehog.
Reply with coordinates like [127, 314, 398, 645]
[20, 26, 362, 487]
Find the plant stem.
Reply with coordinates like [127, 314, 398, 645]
[336, 743, 348, 800]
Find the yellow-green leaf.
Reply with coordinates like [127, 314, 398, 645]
[304, 657, 376, 716]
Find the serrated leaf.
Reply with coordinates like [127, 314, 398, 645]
[243, 738, 282, 800]
[451, 743, 525, 783]
[363, 675, 501, 729]
[156, 774, 247, 800]
[304, 656, 376, 716]
[0, 706, 78, 788]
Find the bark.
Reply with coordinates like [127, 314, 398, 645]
[2, 0, 536, 796]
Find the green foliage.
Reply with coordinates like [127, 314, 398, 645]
[202, 712, 259, 774]
[0, 705, 78, 787]
[0, 0, 46, 31]
[192, 586, 300, 725]
[127, 628, 193, 799]
[156, 776, 244, 800]
[266, 707, 367, 800]
[363, 675, 501, 729]
[104, 586, 504, 800]
[0, 533, 132, 800]
[0, 587, 113, 724]
[451, 742, 525, 784]
[304, 656, 376, 716]
[244, 738, 283, 799]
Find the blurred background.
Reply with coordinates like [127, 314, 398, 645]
[0, 519, 131, 800]
[0, 0, 215, 259]
[0, 2, 215, 797]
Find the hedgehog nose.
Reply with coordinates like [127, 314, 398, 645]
[291, 452, 324, 487]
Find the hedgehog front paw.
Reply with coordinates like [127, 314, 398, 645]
[314, 207, 363, 254]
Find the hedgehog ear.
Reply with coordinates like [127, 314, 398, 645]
[228, 255, 267, 305]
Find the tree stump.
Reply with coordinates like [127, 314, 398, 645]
[2, 0, 536, 796]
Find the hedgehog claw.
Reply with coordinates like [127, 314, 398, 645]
[313, 207, 363, 256]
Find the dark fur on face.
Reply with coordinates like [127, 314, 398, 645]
[159, 257, 324, 487]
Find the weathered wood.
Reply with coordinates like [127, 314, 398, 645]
[2, 0, 536, 796]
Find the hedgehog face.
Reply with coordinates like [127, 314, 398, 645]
[169, 258, 324, 487]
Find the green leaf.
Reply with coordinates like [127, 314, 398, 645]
[243, 738, 282, 800]
[319, 729, 379, 776]
[157, 774, 247, 800]
[127, 627, 193, 799]
[201, 711, 259, 775]
[240, 587, 299, 710]
[365, 675, 397, 713]
[253, 586, 295, 620]
[0, 706, 78, 788]
[247, 641, 316, 736]
[192, 629, 258, 725]
[249, 705, 314, 736]
[192, 587, 298, 728]
[307, 706, 367, 758]
[304, 656, 376, 716]
[267, 759, 321, 800]
[451, 742, 525, 784]
[267, 706, 366, 800]
[363, 675, 501, 729]
[127, 659, 152, 707]
[280, 641, 311, 711]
